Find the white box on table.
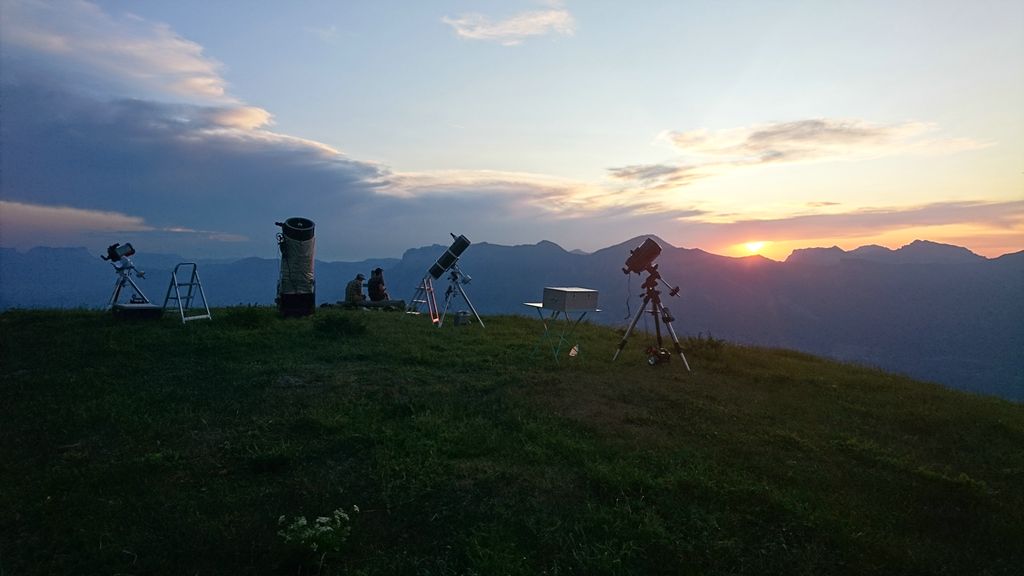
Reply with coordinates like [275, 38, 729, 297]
[542, 287, 599, 312]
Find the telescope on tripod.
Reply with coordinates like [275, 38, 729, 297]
[408, 233, 484, 327]
[102, 242, 164, 319]
[613, 238, 691, 370]
[100, 242, 211, 322]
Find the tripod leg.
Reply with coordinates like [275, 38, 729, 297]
[613, 295, 650, 361]
[438, 286, 455, 327]
[657, 301, 691, 372]
[652, 297, 664, 349]
[109, 277, 125, 308]
[457, 284, 486, 328]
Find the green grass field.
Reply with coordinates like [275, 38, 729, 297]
[1, 308, 1021, 575]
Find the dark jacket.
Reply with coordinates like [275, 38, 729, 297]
[367, 275, 388, 302]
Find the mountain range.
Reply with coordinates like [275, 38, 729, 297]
[2, 237, 1021, 401]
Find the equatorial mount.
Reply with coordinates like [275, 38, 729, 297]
[638, 263, 680, 298]
[102, 242, 163, 319]
[613, 239, 690, 369]
[438, 262, 484, 328]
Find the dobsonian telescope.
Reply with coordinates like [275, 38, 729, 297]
[409, 233, 484, 327]
[275, 217, 316, 317]
[613, 238, 691, 370]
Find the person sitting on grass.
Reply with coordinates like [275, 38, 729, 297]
[345, 273, 366, 305]
[367, 268, 390, 302]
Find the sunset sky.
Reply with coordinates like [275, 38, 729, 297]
[1, 0, 1021, 261]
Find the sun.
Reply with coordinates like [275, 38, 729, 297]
[743, 241, 767, 254]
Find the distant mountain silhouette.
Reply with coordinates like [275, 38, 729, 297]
[786, 239, 987, 265]
[2, 237, 1021, 401]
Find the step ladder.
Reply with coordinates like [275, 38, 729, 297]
[162, 263, 212, 324]
[408, 276, 440, 324]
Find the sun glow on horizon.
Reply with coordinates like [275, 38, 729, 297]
[743, 241, 767, 254]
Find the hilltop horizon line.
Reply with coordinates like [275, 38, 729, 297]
[4, 236, 1021, 264]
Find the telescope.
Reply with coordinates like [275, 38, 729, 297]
[429, 234, 471, 279]
[622, 237, 662, 275]
[102, 242, 136, 263]
[99, 242, 211, 323]
[275, 217, 316, 317]
[613, 237, 690, 370]
[409, 233, 484, 327]
[101, 242, 163, 319]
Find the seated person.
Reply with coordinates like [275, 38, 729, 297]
[345, 273, 366, 304]
[367, 268, 390, 302]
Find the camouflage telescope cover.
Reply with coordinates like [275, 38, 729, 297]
[278, 236, 315, 294]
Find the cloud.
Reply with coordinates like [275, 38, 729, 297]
[607, 164, 707, 191]
[663, 119, 988, 165]
[0, 200, 251, 251]
[1, 2, 1013, 260]
[382, 169, 610, 216]
[0, 2, 599, 258]
[202, 107, 274, 130]
[307, 24, 340, 44]
[0, 200, 153, 235]
[442, 8, 575, 45]
[675, 200, 1024, 244]
[607, 119, 991, 195]
[0, 77, 393, 253]
[1, 0, 230, 103]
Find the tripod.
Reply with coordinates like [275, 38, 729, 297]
[613, 266, 691, 370]
[438, 264, 484, 328]
[107, 258, 152, 308]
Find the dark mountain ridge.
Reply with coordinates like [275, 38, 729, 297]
[786, 239, 989, 265]
[1, 238, 1021, 400]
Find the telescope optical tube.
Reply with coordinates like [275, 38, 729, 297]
[276, 217, 316, 316]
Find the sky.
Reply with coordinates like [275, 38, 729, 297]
[1, 0, 1021, 261]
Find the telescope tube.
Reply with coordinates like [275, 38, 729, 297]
[429, 234, 471, 279]
[276, 217, 316, 316]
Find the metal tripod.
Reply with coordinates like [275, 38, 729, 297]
[107, 258, 151, 308]
[438, 264, 484, 328]
[613, 266, 690, 370]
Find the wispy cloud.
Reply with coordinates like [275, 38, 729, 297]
[0, 200, 254, 242]
[679, 200, 1024, 243]
[663, 119, 988, 165]
[608, 119, 990, 193]
[382, 169, 602, 215]
[442, 7, 575, 46]
[606, 164, 707, 191]
[306, 24, 340, 44]
[0, 200, 153, 234]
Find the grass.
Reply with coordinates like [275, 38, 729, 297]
[1, 307, 1022, 575]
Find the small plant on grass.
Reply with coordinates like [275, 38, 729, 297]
[277, 505, 359, 555]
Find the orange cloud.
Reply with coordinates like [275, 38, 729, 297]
[0, 200, 153, 234]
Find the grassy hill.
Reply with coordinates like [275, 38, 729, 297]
[1, 308, 1021, 575]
